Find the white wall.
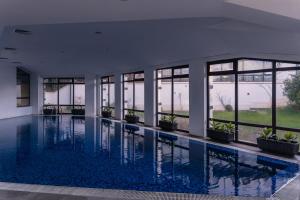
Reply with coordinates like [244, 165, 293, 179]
[0, 63, 32, 119]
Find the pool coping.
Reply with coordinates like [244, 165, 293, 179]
[1, 114, 298, 200]
[0, 182, 267, 200]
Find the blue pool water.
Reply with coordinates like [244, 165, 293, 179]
[0, 116, 298, 198]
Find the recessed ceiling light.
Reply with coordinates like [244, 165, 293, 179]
[0, 57, 8, 60]
[14, 29, 32, 35]
[4, 47, 17, 51]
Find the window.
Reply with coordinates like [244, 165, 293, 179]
[207, 58, 300, 147]
[122, 71, 144, 123]
[43, 78, 85, 114]
[17, 68, 30, 107]
[156, 65, 189, 131]
[101, 76, 115, 117]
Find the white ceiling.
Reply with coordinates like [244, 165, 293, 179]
[0, 0, 300, 76]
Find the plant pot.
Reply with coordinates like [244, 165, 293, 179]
[207, 129, 234, 143]
[102, 111, 112, 118]
[43, 108, 57, 115]
[71, 109, 85, 115]
[159, 120, 178, 132]
[257, 137, 299, 156]
[125, 115, 139, 124]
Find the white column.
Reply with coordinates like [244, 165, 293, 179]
[85, 74, 97, 116]
[31, 73, 43, 115]
[114, 73, 122, 120]
[189, 60, 207, 137]
[144, 68, 155, 127]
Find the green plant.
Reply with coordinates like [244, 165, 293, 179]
[103, 107, 112, 112]
[224, 123, 235, 134]
[210, 120, 221, 131]
[260, 128, 273, 139]
[161, 114, 176, 124]
[283, 131, 297, 142]
[283, 73, 300, 109]
[127, 109, 135, 116]
[225, 104, 233, 112]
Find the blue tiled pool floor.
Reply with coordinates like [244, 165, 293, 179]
[0, 115, 298, 198]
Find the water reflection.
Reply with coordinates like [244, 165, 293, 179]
[0, 116, 298, 198]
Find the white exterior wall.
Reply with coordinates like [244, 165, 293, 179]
[211, 82, 288, 111]
[0, 64, 32, 119]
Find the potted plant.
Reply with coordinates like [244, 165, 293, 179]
[43, 106, 57, 115]
[159, 115, 178, 131]
[102, 107, 112, 118]
[257, 129, 299, 156]
[124, 110, 139, 124]
[207, 120, 234, 143]
[71, 106, 85, 115]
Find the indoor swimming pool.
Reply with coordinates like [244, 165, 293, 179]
[0, 115, 298, 198]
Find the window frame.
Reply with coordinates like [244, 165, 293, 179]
[122, 71, 145, 123]
[101, 75, 115, 116]
[156, 65, 189, 132]
[43, 77, 85, 114]
[207, 57, 300, 146]
[17, 68, 30, 107]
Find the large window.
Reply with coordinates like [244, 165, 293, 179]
[17, 68, 30, 107]
[156, 66, 189, 131]
[101, 76, 115, 117]
[122, 71, 144, 123]
[208, 58, 300, 146]
[43, 78, 85, 114]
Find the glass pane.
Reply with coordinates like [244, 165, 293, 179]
[135, 73, 144, 79]
[209, 75, 235, 121]
[44, 78, 58, 84]
[238, 59, 272, 71]
[176, 116, 189, 131]
[109, 83, 115, 107]
[238, 125, 263, 144]
[157, 69, 172, 78]
[124, 74, 134, 81]
[74, 78, 84, 83]
[135, 111, 144, 123]
[59, 84, 73, 105]
[17, 98, 30, 107]
[210, 62, 233, 72]
[238, 73, 272, 125]
[59, 78, 73, 83]
[276, 62, 300, 68]
[101, 77, 109, 83]
[124, 82, 134, 109]
[17, 83, 30, 98]
[59, 106, 73, 114]
[109, 76, 114, 83]
[44, 84, 58, 105]
[74, 84, 85, 105]
[134, 81, 144, 110]
[276, 70, 300, 129]
[102, 84, 109, 107]
[173, 78, 189, 116]
[157, 79, 172, 113]
[174, 67, 189, 76]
